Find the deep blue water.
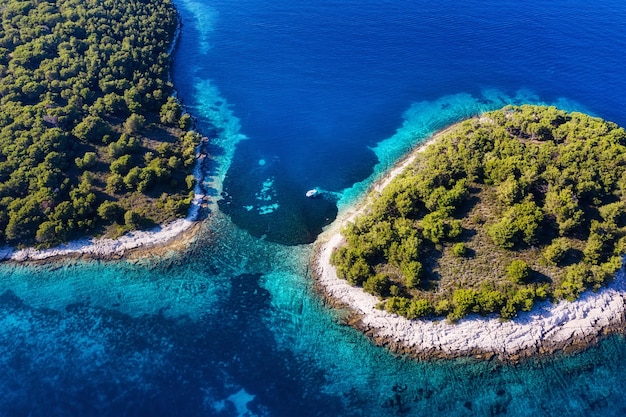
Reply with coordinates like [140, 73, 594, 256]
[182, 0, 626, 244]
[2, 0, 626, 415]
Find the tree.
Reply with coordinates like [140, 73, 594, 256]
[406, 299, 433, 319]
[544, 187, 583, 235]
[497, 176, 522, 205]
[599, 202, 625, 225]
[98, 201, 123, 222]
[362, 274, 390, 297]
[488, 201, 543, 248]
[110, 155, 132, 175]
[583, 234, 605, 265]
[477, 288, 505, 314]
[124, 210, 142, 229]
[420, 210, 447, 244]
[0, 0, 199, 247]
[403, 261, 423, 289]
[511, 200, 544, 246]
[543, 238, 569, 266]
[35, 220, 62, 245]
[179, 113, 192, 130]
[75, 152, 97, 169]
[488, 217, 517, 249]
[506, 260, 530, 284]
[185, 174, 196, 190]
[123, 113, 146, 134]
[450, 289, 478, 321]
[72, 116, 108, 143]
[385, 296, 410, 316]
[168, 156, 181, 169]
[556, 263, 592, 301]
[160, 96, 182, 125]
[452, 242, 467, 257]
[106, 173, 125, 194]
[124, 167, 142, 190]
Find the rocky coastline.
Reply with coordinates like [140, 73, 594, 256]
[312, 126, 626, 362]
[0, 133, 214, 263]
[0, 16, 219, 264]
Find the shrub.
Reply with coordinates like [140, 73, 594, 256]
[385, 296, 410, 316]
[543, 238, 569, 266]
[123, 210, 142, 229]
[362, 274, 390, 297]
[110, 155, 132, 175]
[402, 261, 423, 289]
[75, 152, 97, 169]
[476, 288, 505, 314]
[450, 288, 478, 321]
[506, 260, 530, 284]
[124, 113, 146, 134]
[97, 201, 122, 222]
[406, 299, 433, 319]
[488, 217, 517, 249]
[434, 299, 451, 316]
[452, 242, 467, 257]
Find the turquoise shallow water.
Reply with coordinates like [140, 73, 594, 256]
[3, 0, 626, 415]
[4, 213, 626, 416]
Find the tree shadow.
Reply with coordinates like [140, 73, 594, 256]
[454, 194, 481, 219]
[463, 247, 477, 259]
[562, 248, 584, 267]
[419, 245, 443, 290]
[528, 270, 552, 284]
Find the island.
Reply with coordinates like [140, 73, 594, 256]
[0, 0, 206, 259]
[314, 105, 626, 360]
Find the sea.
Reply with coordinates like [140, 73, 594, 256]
[1, 0, 626, 415]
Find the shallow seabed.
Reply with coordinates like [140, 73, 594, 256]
[2, 212, 626, 416]
[3, 0, 626, 415]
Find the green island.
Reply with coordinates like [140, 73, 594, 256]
[331, 105, 626, 321]
[0, 0, 200, 248]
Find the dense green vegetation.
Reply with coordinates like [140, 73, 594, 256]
[0, 0, 201, 247]
[331, 105, 626, 321]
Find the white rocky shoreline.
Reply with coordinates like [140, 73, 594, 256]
[0, 183, 206, 263]
[0, 216, 196, 262]
[312, 128, 626, 362]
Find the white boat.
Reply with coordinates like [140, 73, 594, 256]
[305, 189, 318, 198]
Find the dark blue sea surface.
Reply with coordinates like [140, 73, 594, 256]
[2, 0, 626, 415]
[178, 0, 626, 244]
